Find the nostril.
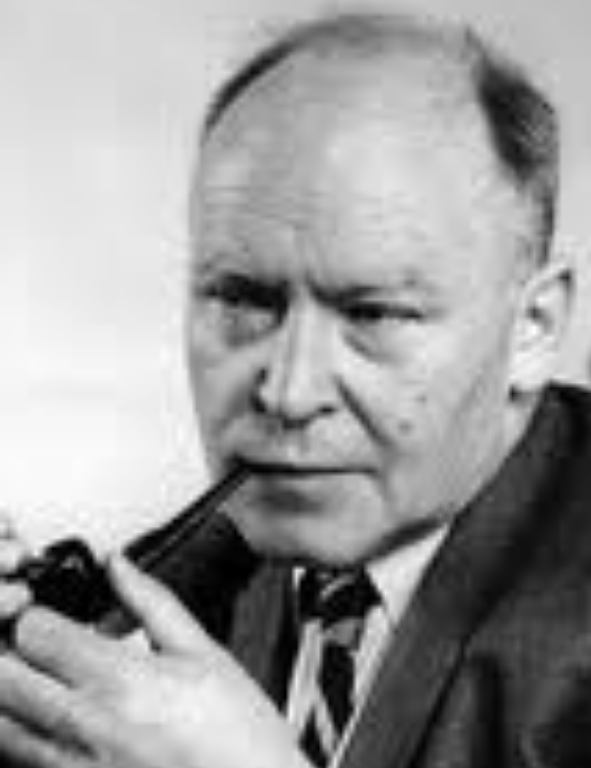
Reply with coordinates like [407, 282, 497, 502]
[251, 302, 338, 425]
[252, 363, 338, 433]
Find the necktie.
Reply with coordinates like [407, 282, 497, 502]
[297, 569, 378, 767]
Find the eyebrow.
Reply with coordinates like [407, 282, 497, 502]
[194, 232, 445, 299]
[316, 267, 441, 300]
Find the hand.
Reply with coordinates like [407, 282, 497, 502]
[0, 515, 33, 627]
[0, 556, 311, 768]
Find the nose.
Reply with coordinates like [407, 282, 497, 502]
[255, 303, 337, 428]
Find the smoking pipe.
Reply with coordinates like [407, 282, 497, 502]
[14, 466, 254, 627]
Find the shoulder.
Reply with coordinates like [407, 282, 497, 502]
[468, 383, 591, 676]
[543, 381, 591, 452]
[521, 382, 591, 509]
[462, 382, 591, 675]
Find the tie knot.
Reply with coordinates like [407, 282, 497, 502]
[298, 569, 378, 631]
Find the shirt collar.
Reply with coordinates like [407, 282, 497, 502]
[293, 524, 448, 629]
[368, 525, 449, 628]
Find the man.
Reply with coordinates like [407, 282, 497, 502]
[0, 7, 587, 768]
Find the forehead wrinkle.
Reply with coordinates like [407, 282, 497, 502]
[200, 171, 532, 286]
[202, 119, 507, 272]
[197, 191, 307, 249]
[198, 179, 332, 234]
[200, 138, 459, 252]
[198, 175, 465, 296]
[196, 183, 480, 307]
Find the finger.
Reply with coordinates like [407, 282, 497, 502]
[107, 554, 212, 655]
[0, 581, 32, 647]
[0, 715, 76, 768]
[0, 515, 34, 580]
[14, 607, 123, 688]
[0, 539, 32, 576]
[0, 581, 32, 619]
[0, 653, 95, 756]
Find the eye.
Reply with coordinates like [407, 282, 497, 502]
[193, 273, 286, 344]
[341, 299, 424, 326]
[336, 294, 429, 357]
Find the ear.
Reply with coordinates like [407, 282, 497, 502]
[509, 255, 575, 397]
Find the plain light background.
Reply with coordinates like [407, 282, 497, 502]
[6, 0, 591, 549]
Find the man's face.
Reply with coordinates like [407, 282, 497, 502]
[187, 57, 534, 568]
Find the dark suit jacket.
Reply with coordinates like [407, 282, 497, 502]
[161, 384, 591, 768]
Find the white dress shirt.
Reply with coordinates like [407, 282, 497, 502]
[287, 526, 449, 764]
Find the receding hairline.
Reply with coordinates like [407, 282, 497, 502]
[198, 8, 559, 265]
[202, 10, 480, 139]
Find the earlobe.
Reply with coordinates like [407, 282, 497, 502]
[509, 255, 575, 396]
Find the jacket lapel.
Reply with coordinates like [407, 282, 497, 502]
[339, 389, 572, 768]
[229, 561, 296, 706]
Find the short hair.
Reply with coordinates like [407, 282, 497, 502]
[201, 9, 559, 261]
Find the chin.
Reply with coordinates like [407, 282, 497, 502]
[234, 511, 377, 569]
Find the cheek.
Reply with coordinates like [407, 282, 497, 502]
[186, 326, 231, 432]
[350, 360, 436, 451]
[393, 390, 431, 436]
[186, 330, 260, 445]
[353, 349, 496, 460]
[185, 306, 228, 373]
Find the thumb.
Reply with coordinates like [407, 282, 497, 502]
[106, 554, 212, 655]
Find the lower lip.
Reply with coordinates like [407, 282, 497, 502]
[246, 466, 356, 502]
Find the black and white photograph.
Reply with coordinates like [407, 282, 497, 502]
[1, 1, 591, 766]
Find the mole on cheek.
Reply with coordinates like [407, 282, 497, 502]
[398, 394, 430, 435]
[397, 417, 415, 436]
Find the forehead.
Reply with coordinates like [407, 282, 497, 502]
[201, 50, 489, 174]
[195, 51, 528, 283]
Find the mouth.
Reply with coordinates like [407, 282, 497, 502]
[235, 456, 357, 479]
[225, 457, 371, 526]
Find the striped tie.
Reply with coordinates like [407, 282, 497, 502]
[297, 570, 378, 767]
